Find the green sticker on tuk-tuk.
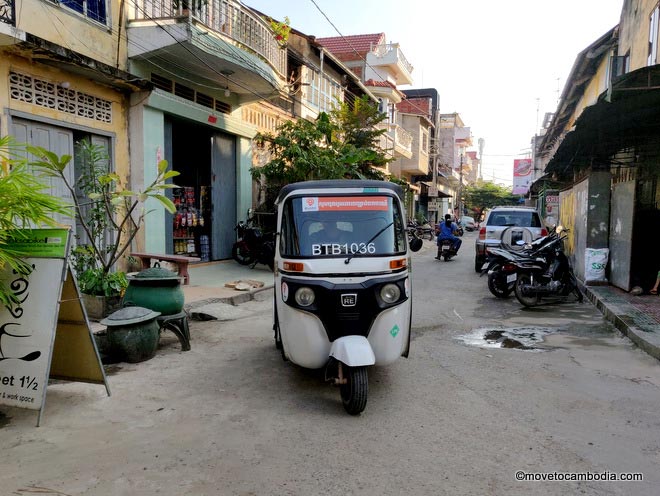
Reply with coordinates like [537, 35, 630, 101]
[390, 325, 400, 338]
[363, 187, 379, 192]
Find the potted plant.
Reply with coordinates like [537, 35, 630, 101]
[0, 136, 68, 309]
[30, 139, 179, 319]
[269, 16, 291, 48]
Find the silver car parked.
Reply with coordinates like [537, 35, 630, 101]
[474, 206, 547, 272]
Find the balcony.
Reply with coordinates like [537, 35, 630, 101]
[366, 43, 413, 85]
[127, 0, 287, 102]
[390, 124, 413, 159]
[400, 149, 429, 176]
[0, 0, 21, 46]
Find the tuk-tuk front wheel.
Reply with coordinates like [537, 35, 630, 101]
[340, 366, 368, 415]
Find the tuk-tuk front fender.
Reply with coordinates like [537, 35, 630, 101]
[329, 336, 376, 367]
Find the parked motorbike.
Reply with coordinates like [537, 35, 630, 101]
[408, 219, 435, 240]
[484, 226, 582, 306]
[512, 229, 583, 307]
[232, 218, 275, 270]
[481, 227, 559, 298]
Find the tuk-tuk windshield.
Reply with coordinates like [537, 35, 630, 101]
[280, 195, 407, 257]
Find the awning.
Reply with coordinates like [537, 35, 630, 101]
[545, 67, 660, 177]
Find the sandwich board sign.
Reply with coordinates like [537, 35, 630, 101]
[0, 228, 110, 426]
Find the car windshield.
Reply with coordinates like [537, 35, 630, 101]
[279, 195, 407, 257]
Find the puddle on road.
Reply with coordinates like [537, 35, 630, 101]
[457, 327, 557, 351]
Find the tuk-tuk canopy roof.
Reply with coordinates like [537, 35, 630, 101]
[275, 180, 404, 205]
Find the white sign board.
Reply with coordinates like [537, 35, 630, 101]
[428, 200, 440, 211]
[0, 229, 109, 426]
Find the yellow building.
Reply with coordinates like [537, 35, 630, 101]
[1, 0, 139, 233]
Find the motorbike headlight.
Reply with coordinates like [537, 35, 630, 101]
[380, 283, 401, 304]
[294, 287, 315, 307]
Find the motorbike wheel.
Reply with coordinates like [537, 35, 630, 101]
[514, 273, 540, 307]
[487, 268, 513, 298]
[340, 366, 368, 415]
[232, 241, 254, 265]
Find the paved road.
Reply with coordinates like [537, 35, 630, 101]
[1, 231, 659, 495]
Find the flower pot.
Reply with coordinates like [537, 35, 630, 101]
[82, 293, 123, 321]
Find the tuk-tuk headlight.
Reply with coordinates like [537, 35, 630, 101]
[295, 287, 315, 307]
[380, 283, 401, 304]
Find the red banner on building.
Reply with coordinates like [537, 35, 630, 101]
[512, 159, 532, 195]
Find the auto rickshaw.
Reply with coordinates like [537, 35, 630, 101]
[273, 180, 422, 415]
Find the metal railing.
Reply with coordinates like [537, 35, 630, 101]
[370, 42, 413, 75]
[131, 0, 286, 77]
[0, 0, 15, 25]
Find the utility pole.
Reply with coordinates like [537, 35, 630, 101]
[457, 152, 464, 220]
[477, 138, 484, 180]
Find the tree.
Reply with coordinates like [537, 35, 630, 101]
[251, 96, 392, 213]
[30, 139, 179, 296]
[463, 180, 519, 222]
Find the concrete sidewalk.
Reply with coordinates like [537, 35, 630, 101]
[183, 259, 274, 309]
[583, 284, 660, 361]
[180, 253, 660, 362]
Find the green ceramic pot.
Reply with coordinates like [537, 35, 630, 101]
[123, 265, 184, 316]
[101, 306, 161, 363]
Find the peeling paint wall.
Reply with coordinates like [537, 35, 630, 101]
[559, 171, 611, 283]
[619, 0, 659, 70]
[15, 0, 127, 70]
[1, 54, 129, 180]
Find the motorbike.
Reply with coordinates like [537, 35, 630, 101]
[407, 219, 435, 240]
[482, 226, 582, 306]
[436, 238, 457, 261]
[512, 228, 583, 307]
[231, 218, 275, 270]
[273, 179, 422, 415]
[480, 227, 560, 298]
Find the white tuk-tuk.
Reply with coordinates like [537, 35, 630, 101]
[273, 180, 422, 414]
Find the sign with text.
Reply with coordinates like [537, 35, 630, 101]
[0, 229, 109, 425]
[302, 196, 390, 212]
[512, 159, 533, 195]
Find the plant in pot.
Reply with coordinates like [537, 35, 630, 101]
[29, 139, 179, 320]
[0, 136, 69, 309]
[269, 16, 291, 48]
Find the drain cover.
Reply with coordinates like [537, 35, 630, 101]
[457, 327, 556, 351]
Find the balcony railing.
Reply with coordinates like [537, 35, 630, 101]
[370, 43, 413, 75]
[131, 0, 286, 77]
[392, 123, 413, 156]
[1, 0, 15, 25]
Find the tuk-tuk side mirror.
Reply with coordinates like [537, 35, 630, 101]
[409, 237, 423, 252]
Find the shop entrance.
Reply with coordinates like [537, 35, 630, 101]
[166, 118, 236, 261]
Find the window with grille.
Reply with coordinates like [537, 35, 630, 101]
[9, 71, 112, 123]
[150, 74, 232, 114]
[304, 69, 342, 113]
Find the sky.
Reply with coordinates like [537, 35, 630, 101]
[244, 0, 624, 185]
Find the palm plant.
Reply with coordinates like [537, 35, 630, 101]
[0, 136, 68, 307]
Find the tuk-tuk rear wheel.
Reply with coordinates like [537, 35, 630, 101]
[340, 366, 368, 415]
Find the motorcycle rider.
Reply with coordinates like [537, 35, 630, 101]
[436, 213, 462, 259]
